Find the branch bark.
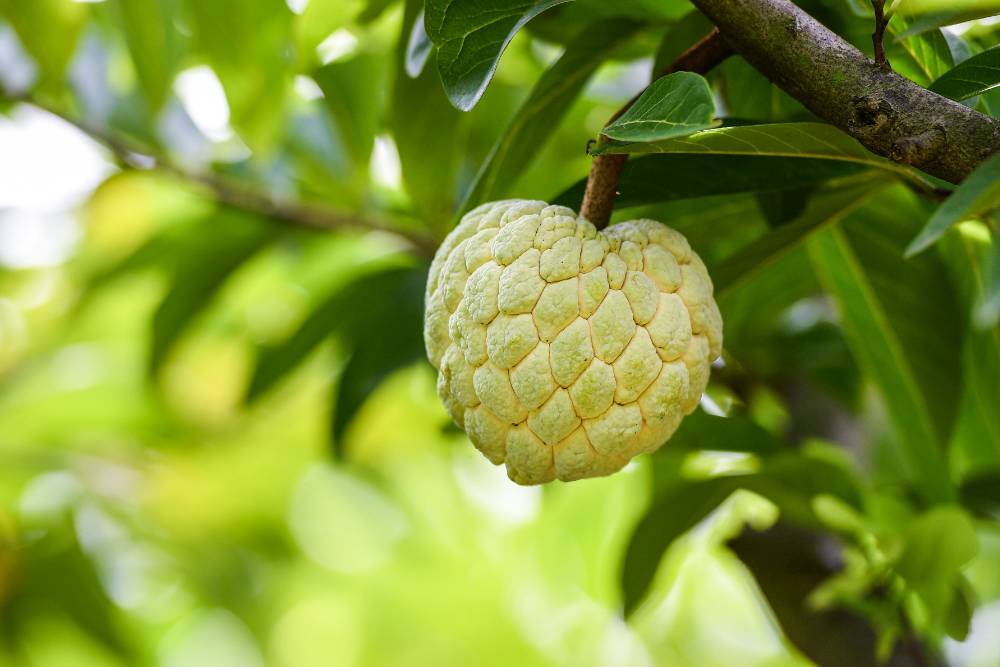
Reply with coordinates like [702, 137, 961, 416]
[15, 97, 439, 257]
[581, 29, 733, 228]
[689, 0, 1000, 184]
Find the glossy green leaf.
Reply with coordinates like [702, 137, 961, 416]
[895, 9, 1000, 38]
[808, 193, 963, 503]
[600, 72, 716, 144]
[553, 155, 865, 211]
[905, 151, 1000, 256]
[930, 46, 1000, 101]
[423, 0, 571, 110]
[592, 123, 923, 183]
[461, 19, 641, 212]
[114, 0, 183, 111]
[151, 210, 278, 374]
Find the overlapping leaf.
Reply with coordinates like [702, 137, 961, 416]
[461, 19, 642, 212]
[930, 46, 1000, 101]
[600, 72, 716, 144]
[423, 0, 572, 110]
[808, 190, 963, 503]
[906, 151, 1000, 256]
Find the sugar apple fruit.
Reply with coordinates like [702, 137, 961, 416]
[424, 200, 722, 485]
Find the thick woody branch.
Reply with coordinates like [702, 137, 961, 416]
[581, 30, 733, 228]
[15, 97, 439, 257]
[689, 0, 1000, 184]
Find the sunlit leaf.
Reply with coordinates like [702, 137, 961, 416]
[905, 151, 1000, 256]
[592, 123, 925, 185]
[461, 19, 642, 212]
[0, 0, 86, 92]
[113, 0, 184, 111]
[151, 209, 279, 374]
[331, 266, 428, 449]
[423, 0, 571, 110]
[600, 72, 716, 145]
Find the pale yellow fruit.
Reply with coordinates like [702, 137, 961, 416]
[424, 200, 722, 485]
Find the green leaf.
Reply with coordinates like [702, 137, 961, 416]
[727, 523, 888, 667]
[905, 151, 1000, 256]
[151, 210, 278, 374]
[405, 9, 432, 77]
[0, 0, 86, 92]
[461, 19, 642, 212]
[313, 51, 387, 177]
[901, 0, 1000, 16]
[331, 266, 428, 448]
[712, 182, 886, 297]
[295, 0, 364, 61]
[808, 193, 962, 503]
[182, 0, 292, 149]
[890, 20, 955, 86]
[939, 231, 1000, 478]
[625, 446, 861, 614]
[246, 259, 412, 402]
[896, 506, 979, 630]
[423, 0, 571, 110]
[591, 123, 923, 183]
[976, 229, 1000, 328]
[391, 0, 467, 230]
[600, 72, 716, 145]
[895, 9, 1000, 38]
[621, 476, 739, 614]
[114, 0, 183, 111]
[552, 155, 865, 211]
[930, 46, 1000, 101]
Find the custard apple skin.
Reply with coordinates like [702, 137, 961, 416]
[424, 200, 722, 485]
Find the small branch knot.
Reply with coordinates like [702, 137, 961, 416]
[890, 126, 947, 165]
[849, 96, 894, 134]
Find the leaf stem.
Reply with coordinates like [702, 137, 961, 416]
[9, 95, 440, 258]
[580, 29, 732, 229]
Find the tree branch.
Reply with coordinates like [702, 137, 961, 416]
[581, 29, 733, 228]
[13, 97, 439, 257]
[689, 0, 1000, 184]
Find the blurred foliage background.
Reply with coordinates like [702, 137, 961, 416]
[1, 0, 1000, 666]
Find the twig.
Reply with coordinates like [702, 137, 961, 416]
[580, 29, 733, 229]
[11, 96, 439, 257]
[872, 0, 891, 71]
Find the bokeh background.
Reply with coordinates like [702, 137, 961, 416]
[2, 1, 1000, 666]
